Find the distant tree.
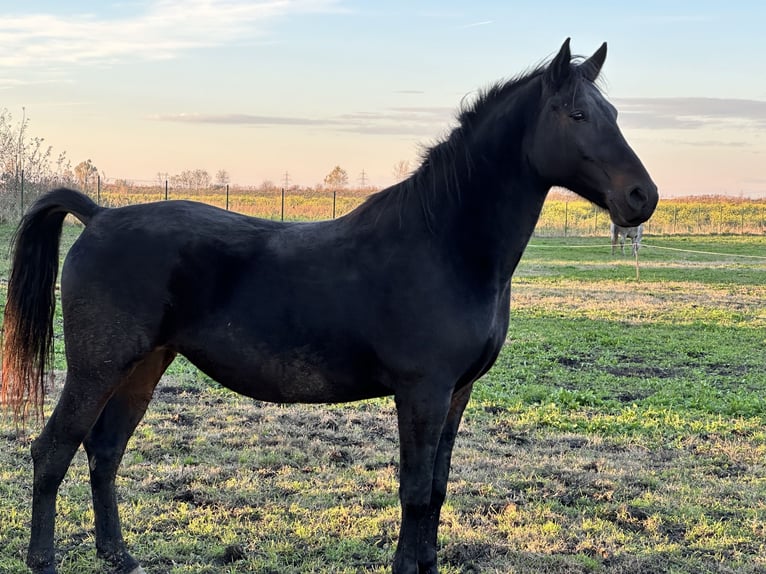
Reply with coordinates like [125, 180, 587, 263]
[259, 179, 275, 191]
[171, 169, 210, 191]
[170, 172, 185, 190]
[0, 107, 66, 188]
[215, 169, 230, 187]
[0, 108, 74, 220]
[193, 169, 210, 189]
[194, 169, 210, 189]
[111, 179, 132, 194]
[74, 159, 99, 190]
[56, 152, 74, 183]
[392, 159, 411, 182]
[324, 165, 348, 189]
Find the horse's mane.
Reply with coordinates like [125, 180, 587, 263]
[420, 57, 600, 183]
[354, 65, 551, 231]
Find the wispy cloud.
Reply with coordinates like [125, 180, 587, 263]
[156, 97, 766, 139]
[0, 78, 31, 89]
[661, 139, 750, 148]
[339, 107, 455, 135]
[615, 97, 766, 130]
[457, 20, 493, 29]
[153, 106, 455, 136]
[152, 112, 339, 126]
[0, 1, 342, 69]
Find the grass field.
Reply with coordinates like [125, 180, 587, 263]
[1, 225, 764, 573]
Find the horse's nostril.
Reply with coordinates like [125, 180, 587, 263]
[628, 186, 647, 209]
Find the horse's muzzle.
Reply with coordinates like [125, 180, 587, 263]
[610, 181, 658, 227]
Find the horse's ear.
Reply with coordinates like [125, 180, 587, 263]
[545, 38, 572, 91]
[581, 42, 607, 82]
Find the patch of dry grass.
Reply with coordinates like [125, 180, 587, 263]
[511, 277, 766, 327]
[1, 376, 764, 573]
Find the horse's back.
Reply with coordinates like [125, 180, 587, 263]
[62, 201, 265, 296]
[59, 201, 277, 361]
[58, 200, 395, 399]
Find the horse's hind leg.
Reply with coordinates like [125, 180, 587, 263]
[83, 348, 176, 574]
[27, 368, 128, 574]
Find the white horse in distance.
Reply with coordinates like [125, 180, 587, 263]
[610, 222, 643, 256]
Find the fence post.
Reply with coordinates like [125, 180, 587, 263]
[719, 204, 724, 234]
[333, 189, 337, 219]
[165, 179, 168, 201]
[564, 201, 568, 237]
[226, 184, 229, 211]
[97, 174, 101, 205]
[281, 187, 285, 221]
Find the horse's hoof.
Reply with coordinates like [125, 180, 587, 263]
[26, 557, 57, 574]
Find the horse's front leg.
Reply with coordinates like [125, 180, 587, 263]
[421, 383, 474, 570]
[392, 385, 453, 574]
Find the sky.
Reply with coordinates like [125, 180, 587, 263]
[1, 0, 765, 197]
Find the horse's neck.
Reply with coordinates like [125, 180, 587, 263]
[416, 128, 548, 285]
[451, 171, 549, 285]
[457, 86, 550, 283]
[355, 83, 549, 286]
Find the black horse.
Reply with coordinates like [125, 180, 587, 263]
[2, 39, 657, 574]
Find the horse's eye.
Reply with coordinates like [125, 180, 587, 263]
[570, 110, 586, 122]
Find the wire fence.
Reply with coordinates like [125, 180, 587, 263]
[1, 174, 765, 236]
[533, 196, 766, 236]
[524, 239, 766, 282]
[0, 175, 376, 224]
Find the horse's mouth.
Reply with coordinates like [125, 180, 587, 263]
[609, 209, 654, 227]
[610, 212, 649, 227]
[606, 184, 658, 227]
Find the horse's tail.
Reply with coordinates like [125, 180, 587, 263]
[2, 188, 100, 420]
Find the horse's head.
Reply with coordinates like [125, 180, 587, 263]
[527, 39, 658, 226]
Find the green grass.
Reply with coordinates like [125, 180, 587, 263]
[1, 227, 765, 573]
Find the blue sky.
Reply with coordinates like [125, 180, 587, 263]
[2, 1, 765, 196]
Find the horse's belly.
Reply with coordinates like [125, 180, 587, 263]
[180, 345, 392, 404]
